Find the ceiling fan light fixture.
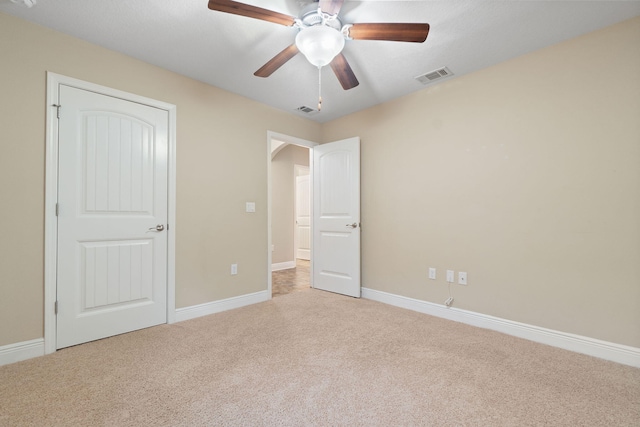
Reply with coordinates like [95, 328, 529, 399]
[295, 25, 345, 67]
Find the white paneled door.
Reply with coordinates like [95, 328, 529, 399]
[312, 137, 361, 297]
[56, 85, 169, 349]
[295, 173, 311, 260]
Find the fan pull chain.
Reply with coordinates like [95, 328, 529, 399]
[318, 66, 322, 112]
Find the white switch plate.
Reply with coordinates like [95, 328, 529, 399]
[446, 270, 454, 283]
[428, 267, 436, 280]
[231, 263, 238, 275]
[246, 202, 255, 213]
[458, 272, 467, 285]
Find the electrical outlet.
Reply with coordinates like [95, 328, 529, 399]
[245, 202, 255, 213]
[446, 270, 454, 283]
[428, 267, 436, 280]
[458, 272, 467, 285]
[231, 264, 238, 275]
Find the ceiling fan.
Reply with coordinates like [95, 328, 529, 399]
[208, 0, 430, 110]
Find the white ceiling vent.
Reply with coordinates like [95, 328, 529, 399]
[415, 67, 454, 85]
[295, 106, 319, 116]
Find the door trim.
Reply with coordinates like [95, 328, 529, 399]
[44, 72, 177, 354]
[267, 131, 318, 297]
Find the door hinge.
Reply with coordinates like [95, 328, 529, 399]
[52, 104, 61, 119]
[54, 301, 58, 315]
[55, 203, 59, 216]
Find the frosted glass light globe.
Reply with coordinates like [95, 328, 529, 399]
[295, 25, 345, 67]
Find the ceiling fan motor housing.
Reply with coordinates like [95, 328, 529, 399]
[299, 4, 342, 30]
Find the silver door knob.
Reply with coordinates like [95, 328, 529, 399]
[148, 224, 164, 232]
[346, 223, 358, 229]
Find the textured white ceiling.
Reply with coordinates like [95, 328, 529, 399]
[2, 0, 639, 122]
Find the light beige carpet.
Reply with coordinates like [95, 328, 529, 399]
[1, 289, 639, 426]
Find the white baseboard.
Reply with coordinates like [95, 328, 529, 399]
[296, 250, 310, 260]
[1, 292, 271, 366]
[175, 290, 270, 323]
[271, 261, 296, 271]
[362, 287, 640, 368]
[0, 290, 271, 366]
[0, 338, 45, 366]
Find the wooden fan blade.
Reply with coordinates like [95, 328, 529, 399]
[208, 0, 296, 27]
[348, 23, 430, 43]
[330, 53, 359, 90]
[254, 44, 300, 77]
[319, 0, 345, 16]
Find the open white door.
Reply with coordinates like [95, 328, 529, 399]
[56, 85, 169, 349]
[312, 137, 360, 297]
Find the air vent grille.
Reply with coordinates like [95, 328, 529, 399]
[296, 106, 319, 115]
[415, 67, 454, 85]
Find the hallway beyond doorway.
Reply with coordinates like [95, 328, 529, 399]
[272, 260, 310, 297]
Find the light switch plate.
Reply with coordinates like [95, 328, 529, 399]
[231, 264, 238, 275]
[428, 268, 436, 280]
[246, 202, 256, 213]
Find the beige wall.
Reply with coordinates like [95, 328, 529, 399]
[272, 145, 310, 264]
[2, 11, 638, 350]
[0, 13, 321, 346]
[322, 17, 640, 347]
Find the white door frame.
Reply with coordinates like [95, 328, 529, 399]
[44, 72, 177, 354]
[267, 131, 318, 297]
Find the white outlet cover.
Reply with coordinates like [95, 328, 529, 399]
[231, 263, 238, 275]
[428, 267, 436, 280]
[246, 202, 256, 213]
[446, 270, 454, 283]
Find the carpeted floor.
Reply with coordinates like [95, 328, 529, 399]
[1, 289, 639, 426]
